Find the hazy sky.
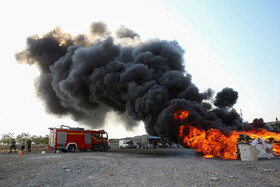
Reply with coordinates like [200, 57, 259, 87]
[0, 0, 279, 138]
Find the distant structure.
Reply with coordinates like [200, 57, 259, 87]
[267, 120, 279, 126]
[141, 135, 161, 148]
[113, 134, 165, 148]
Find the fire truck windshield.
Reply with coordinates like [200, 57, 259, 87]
[102, 132, 108, 139]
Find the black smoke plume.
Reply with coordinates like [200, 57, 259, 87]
[16, 22, 278, 142]
[214, 87, 238, 108]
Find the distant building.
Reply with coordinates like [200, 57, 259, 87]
[267, 121, 279, 126]
[115, 134, 163, 148]
[111, 134, 182, 149]
[141, 135, 161, 148]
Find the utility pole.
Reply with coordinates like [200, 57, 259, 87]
[240, 109, 245, 131]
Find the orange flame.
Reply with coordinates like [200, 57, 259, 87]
[273, 143, 280, 156]
[176, 110, 280, 159]
[174, 110, 189, 121]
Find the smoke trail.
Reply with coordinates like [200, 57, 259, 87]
[16, 22, 278, 142]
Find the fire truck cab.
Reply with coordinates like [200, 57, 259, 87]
[48, 125, 111, 152]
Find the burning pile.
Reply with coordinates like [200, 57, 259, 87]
[16, 22, 280, 159]
[175, 110, 280, 159]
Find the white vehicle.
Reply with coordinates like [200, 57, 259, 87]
[119, 140, 137, 148]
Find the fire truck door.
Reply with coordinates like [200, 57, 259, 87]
[85, 133, 91, 144]
[57, 132, 67, 149]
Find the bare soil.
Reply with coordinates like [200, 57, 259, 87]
[0, 144, 279, 187]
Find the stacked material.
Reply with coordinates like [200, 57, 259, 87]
[238, 134, 279, 161]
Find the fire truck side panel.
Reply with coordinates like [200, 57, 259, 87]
[49, 130, 56, 149]
[57, 131, 67, 149]
[85, 133, 91, 144]
[66, 131, 92, 150]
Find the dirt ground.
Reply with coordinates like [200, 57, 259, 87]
[0, 144, 279, 187]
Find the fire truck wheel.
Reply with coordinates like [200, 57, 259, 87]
[99, 144, 106, 152]
[67, 145, 76, 152]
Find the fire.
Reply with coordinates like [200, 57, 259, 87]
[174, 110, 189, 121]
[203, 155, 214, 159]
[176, 110, 280, 159]
[273, 144, 280, 156]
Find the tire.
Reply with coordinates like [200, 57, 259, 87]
[99, 144, 105, 152]
[67, 145, 76, 152]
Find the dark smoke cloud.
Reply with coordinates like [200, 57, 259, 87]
[214, 87, 238, 108]
[90, 22, 111, 38]
[16, 22, 278, 141]
[116, 25, 139, 39]
[250, 118, 274, 131]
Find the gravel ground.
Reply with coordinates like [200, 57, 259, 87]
[0, 144, 279, 187]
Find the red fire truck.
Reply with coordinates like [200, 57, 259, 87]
[48, 125, 111, 152]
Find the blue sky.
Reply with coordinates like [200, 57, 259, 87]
[159, 0, 280, 122]
[0, 0, 279, 138]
